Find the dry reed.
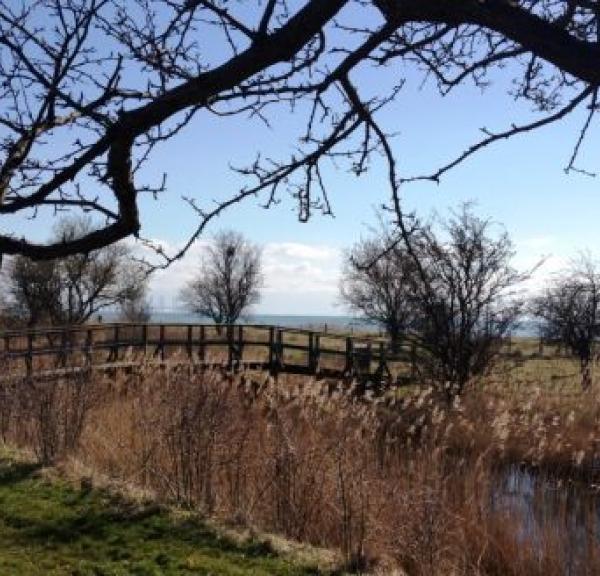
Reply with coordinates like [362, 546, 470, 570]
[2, 358, 600, 575]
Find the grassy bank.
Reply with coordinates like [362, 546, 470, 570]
[0, 449, 331, 575]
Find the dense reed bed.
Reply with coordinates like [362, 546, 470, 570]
[2, 357, 600, 574]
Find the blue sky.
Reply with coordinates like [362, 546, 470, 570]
[138, 63, 600, 314]
[7, 4, 600, 314]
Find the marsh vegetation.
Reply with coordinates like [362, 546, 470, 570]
[2, 337, 600, 575]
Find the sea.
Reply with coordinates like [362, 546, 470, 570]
[143, 312, 374, 333]
[98, 310, 540, 337]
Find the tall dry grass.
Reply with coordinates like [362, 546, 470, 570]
[2, 361, 600, 574]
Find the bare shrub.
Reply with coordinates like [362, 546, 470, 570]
[533, 253, 600, 390]
[340, 229, 417, 353]
[11, 374, 96, 465]
[0, 378, 16, 443]
[158, 369, 232, 510]
[409, 206, 528, 399]
[77, 370, 380, 565]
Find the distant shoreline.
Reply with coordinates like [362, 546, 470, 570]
[96, 311, 541, 337]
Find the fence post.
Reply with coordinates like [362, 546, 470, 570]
[276, 329, 283, 369]
[268, 327, 275, 370]
[366, 342, 373, 374]
[60, 328, 68, 367]
[377, 341, 390, 383]
[26, 332, 33, 378]
[159, 324, 165, 362]
[237, 325, 244, 369]
[187, 325, 193, 360]
[308, 332, 322, 373]
[227, 325, 234, 370]
[538, 336, 544, 356]
[142, 324, 148, 357]
[344, 337, 354, 376]
[85, 328, 93, 367]
[199, 325, 206, 364]
[308, 332, 316, 373]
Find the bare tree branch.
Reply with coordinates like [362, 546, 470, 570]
[2, 0, 600, 262]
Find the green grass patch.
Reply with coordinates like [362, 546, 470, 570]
[0, 455, 326, 575]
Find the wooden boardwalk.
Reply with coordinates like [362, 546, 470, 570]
[0, 323, 413, 383]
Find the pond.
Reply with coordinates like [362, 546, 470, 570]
[492, 466, 600, 573]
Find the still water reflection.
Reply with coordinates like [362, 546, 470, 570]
[492, 466, 600, 573]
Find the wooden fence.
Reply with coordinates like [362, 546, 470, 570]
[0, 323, 416, 383]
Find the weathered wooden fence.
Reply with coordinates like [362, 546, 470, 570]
[0, 323, 415, 383]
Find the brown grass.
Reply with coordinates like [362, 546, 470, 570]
[2, 350, 600, 574]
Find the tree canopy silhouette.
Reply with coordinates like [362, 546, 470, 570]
[532, 254, 600, 389]
[340, 228, 418, 353]
[180, 230, 262, 328]
[2, 0, 600, 262]
[1, 216, 148, 326]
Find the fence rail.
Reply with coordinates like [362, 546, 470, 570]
[0, 322, 414, 383]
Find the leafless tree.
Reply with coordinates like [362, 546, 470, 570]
[2, 216, 148, 326]
[1, 257, 62, 327]
[181, 230, 262, 329]
[1, 1, 600, 263]
[408, 207, 527, 399]
[119, 285, 152, 323]
[340, 230, 418, 353]
[532, 254, 600, 389]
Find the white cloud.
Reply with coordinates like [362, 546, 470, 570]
[136, 233, 575, 315]
[136, 239, 343, 314]
[262, 242, 341, 296]
[513, 235, 568, 295]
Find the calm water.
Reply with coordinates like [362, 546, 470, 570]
[100, 311, 378, 332]
[493, 467, 600, 571]
[98, 311, 540, 336]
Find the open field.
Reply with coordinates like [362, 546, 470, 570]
[0, 323, 392, 382]
[1, 321, 575, 388]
